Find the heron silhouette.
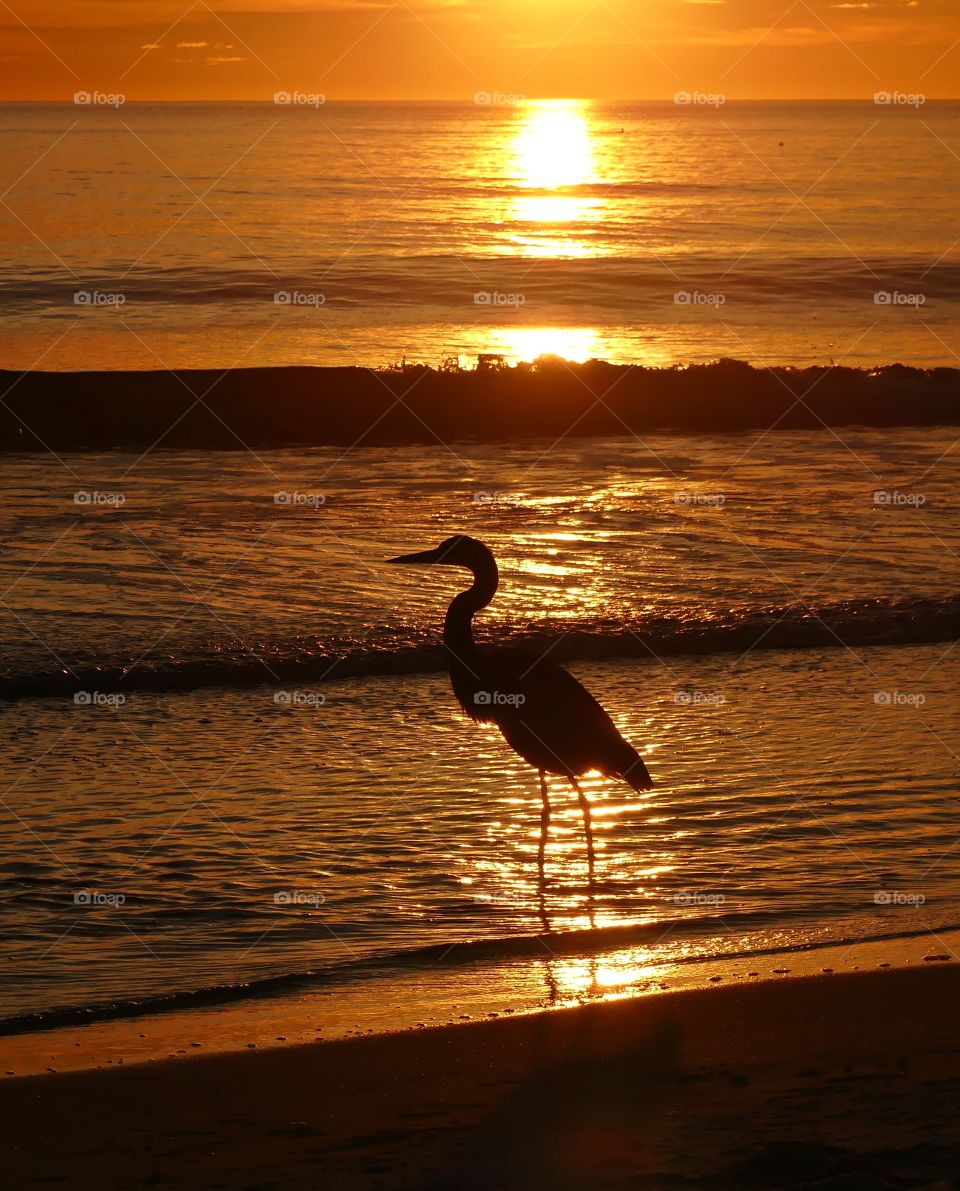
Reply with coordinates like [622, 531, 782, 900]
[388, 535, 652, 882]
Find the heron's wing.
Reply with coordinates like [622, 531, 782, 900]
[488, 647, 610, 716]
[477, 647, 652, 790]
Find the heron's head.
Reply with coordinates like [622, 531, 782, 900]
[387, 534, 494, 573]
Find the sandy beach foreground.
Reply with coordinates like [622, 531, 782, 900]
[4, 964, 959, 1190]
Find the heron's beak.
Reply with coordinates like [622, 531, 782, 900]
[387, 548, 441, 565]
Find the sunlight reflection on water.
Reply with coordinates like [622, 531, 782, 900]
[2, 643, 958, 1024]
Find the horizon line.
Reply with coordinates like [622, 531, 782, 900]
[2, 95, 957, 104]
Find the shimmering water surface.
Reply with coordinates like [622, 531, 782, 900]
[2, 95, 959, 1032]
[1, 428, 958, 680]
[1, 99, 959, 369]
[1, 429, 958, 1026]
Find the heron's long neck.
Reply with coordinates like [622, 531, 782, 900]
[443, 560, 498, 661]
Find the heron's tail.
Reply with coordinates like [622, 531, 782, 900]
[622, 757, 653, 791]
[606, 745, 653, 791]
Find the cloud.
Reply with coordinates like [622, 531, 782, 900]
[140, 42, 162, 49]
[204, 55, 247, 63]
[176, 40, 208, 48]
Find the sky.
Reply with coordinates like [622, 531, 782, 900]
[0, 0, 957, 100]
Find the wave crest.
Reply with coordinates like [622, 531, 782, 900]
[3, 594, 957, 700]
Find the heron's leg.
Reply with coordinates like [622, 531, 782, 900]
[537, 770, 551, 871]
[537, 770, 551, 934]
[570, 775, 596, 878]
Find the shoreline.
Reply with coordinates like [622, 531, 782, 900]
[4, 925, 956, 1080]
[4, 962, 960, 1188]
[2, 360, 959, 452]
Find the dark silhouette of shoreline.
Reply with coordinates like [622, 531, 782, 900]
[1, 358, 958, 451]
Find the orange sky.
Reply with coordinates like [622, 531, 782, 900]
[0, 0, 957, 100]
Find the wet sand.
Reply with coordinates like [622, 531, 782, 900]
[3, 963, 959, 1189]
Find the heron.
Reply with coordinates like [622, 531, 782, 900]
[388, 535, 652, 878]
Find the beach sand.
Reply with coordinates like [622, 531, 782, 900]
[3, 963, 959, 1189]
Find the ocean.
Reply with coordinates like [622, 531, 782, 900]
[0, 99, 958, 370]
[1, 430, 958, 1035]
[0, 99, 958, 1049]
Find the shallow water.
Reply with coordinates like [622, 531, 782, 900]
[0, 427, 956, 685]
[2, 641, 957, 1027]
[1, 425, 957, 1029]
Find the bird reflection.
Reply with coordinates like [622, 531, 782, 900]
[540, 956, 559, 1004]
[535, 810, 597, 934]
[536, 853, 551, 936]
[537, 769, 551, 935]
[538, 953, 601, 1005]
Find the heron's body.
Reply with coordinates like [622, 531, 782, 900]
[391, 536, 652, 799]
[449, 644, 648, 785]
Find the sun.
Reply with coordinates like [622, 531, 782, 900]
[495, 326, 601, 363]
[512, 99, 596, 191]
[507, 99, 601, 256]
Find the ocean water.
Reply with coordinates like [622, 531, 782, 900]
[1, 99, 959, 370]
[1, 429, 958, 1029]
[1, 97, 958, 1040]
